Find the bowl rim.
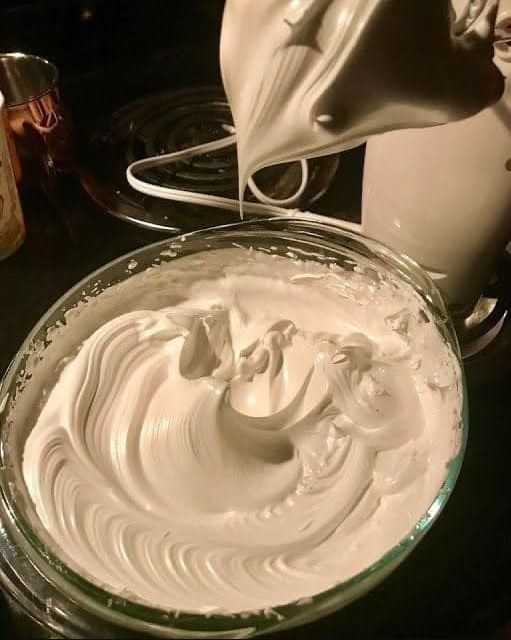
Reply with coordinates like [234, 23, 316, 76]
[0, 217, 468, 634]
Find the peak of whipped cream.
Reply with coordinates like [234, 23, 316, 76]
[220, 0, 503, 196]
[22, 248, 462, 614]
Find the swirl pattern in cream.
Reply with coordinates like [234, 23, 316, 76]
[22, 248, 461, 613]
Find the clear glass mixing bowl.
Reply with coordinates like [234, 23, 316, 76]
[0, 218, 467, 639]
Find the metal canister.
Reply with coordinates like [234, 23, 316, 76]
[0, 53, 74, 195]
[0, 89, 25, 259]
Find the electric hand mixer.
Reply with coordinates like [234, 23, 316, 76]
[127, 0, 508, 354]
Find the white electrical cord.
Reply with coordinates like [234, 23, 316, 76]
[247, 159, 309, 206]
[126, 130, 362, 233]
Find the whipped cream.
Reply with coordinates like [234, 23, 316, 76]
[220, 0, 503, 197]
[22, 247, 461, 614]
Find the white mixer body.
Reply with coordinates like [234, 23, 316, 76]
[362, 0, 511, 313]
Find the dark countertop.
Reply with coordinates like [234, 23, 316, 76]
[1, 1, 511, 638]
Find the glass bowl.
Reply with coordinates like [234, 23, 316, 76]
[0, 218, 467, 639]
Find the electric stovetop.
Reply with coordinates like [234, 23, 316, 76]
[0, 1, 510, 638]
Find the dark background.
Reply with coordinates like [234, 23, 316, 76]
[1, 1, 510, 638]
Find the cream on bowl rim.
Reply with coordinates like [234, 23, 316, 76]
[0, 218, 468, 638]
